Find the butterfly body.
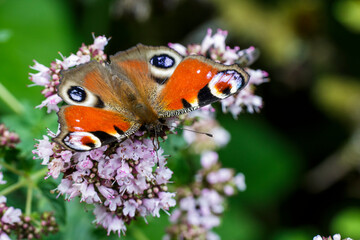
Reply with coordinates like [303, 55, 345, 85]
[54, 44, 249, 151]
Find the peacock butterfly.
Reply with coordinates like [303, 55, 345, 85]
[54, 44, 249, 151]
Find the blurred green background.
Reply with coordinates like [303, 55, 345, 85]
[1, 0, 360, 239]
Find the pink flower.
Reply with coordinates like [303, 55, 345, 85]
[60, 150, 73, 162]
[207, 168, 233, 184]
[248, 69, 269, 85]
[234, 173, 246, 191]
[92, 35, 109, 51]
[0, 232, 11, 240]
[93, 205, 108, 224]
[104, 195, 122, 212]
[136, 158, 155, 178]
[29, 61, 51, 86]
[35, 94, 63, 113]
[201, 29, 215, 54]
[77, 158, 94, 170]
[212, 29, 228, 52]
[105, 215, 126, 237]
[180, 196, 196, 211]
[223, 185, 235, 196]
[48, 158, 64, 178]
[207, 231, 220, 240]
[79, 183, 101, 204]
[143, 198, 161, 217]
[1, 207, 21, 224]
[56, 179, 72, 197]
[0, 171, 6, 185]
[158, 192, 176, 210]
[155, 165, 173, 185]
[169, 209, 181, 223]
[97, 185, 116, 200]
[33, 135, 54, 164]
[116, 160, 132, 179]
[200, 151, 218, 169]
[187, 210, 201, 225]
[200, 189, 223, 214]
[237, 46, 259, 66]
[60, 53, 81, 69]
[122, 199, 138, 217]
[201, 213, 220, 229]
[97, 158, 119, 180]
[89, 146, 107, 160]
[168, 43, 187, 55]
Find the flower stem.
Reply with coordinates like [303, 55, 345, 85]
[0, 179, 25, 196]
[30, 167, 48, 182]
[25, 183, 33, 216]
[0, 167, 48, 196]
[0, 160, 25, 177]
[0, 82, 24, 115]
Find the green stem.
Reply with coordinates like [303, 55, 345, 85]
[0, 167, 48, 196]
[25, 183, 33, 216]
[0, 82, 24, 115]
[30, 167, 48, 182]
[0, 179, 25, 196]
[0, 160, 25, 177]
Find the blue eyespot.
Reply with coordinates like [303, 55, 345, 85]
[150, 54, 175, 68]
[68, 86, 86, 102]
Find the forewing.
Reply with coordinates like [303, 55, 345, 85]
[157, 55, 250, 117]
[56, 61, 139, 151]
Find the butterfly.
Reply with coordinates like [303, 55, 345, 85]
[54, 44, 249, 151]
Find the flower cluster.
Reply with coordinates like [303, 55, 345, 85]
[34, 133, 175, 236]
[313, 234, 353, 240]
[169, 28, 269, 119]
[29, 35, 109, 113]
[0, 196, 22, 240]
[0, 196, 57, 240]
[164, 151, 246, 240]
[0, 124, 20, 148]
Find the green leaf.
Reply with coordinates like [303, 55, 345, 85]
[129, 212, 170, 240]
[330, 207, 360, 239]
[0, 0, 78, 106]
[216, 204, 263, 240]
[1, 102, 58, 155]
[64, 201, 98, 240]
[217, 114, 302, 208]
[37, 180, 66, 225]
[0, 29, 12, 43]
[271, 228, 314, 240]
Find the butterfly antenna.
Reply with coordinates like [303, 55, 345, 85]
[167, 124, 213, 138]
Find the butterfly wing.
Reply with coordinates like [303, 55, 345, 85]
[157, 55, 250, 117]
[109, 44, 183, 121]
[110, 44, 249, 118]
[55, 61, 140, 151]
[55, 45, 249, 151]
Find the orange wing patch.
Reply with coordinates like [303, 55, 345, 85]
[159, 58, 218, 110]
[64, 106, 132, 135]
[115, 60, 148, 81]
[82, 70, 119, 105]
